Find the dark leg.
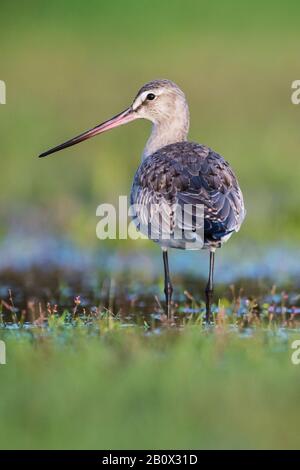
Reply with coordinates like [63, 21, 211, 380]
[162, 249, 173, 317]
[205, 249, 215, 323]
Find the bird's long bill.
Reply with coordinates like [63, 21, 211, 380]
[39, 107, 135, 158]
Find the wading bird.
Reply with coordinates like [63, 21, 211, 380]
[39, 79, 245, 322]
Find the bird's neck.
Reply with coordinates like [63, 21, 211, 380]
[142, 108, 190, 160]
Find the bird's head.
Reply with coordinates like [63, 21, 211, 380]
[131, 79, 188, 125]
[39, 79, 189, 158]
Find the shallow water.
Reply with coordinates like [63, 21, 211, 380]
[0, 235, 300, 329]
[1, 234, 300, 283]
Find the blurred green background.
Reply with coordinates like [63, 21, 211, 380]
[1, 0, 300, 248]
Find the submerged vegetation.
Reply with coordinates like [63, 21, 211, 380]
[1, 264, 300, 328]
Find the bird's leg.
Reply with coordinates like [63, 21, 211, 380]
[205, 249, 215, 324]
[162, 249, 173, 318]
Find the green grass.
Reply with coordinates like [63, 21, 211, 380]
[1, 315, 300, 449]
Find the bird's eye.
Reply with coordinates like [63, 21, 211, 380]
[146, 93, 156, 101]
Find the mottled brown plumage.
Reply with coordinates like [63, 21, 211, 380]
[131, 141, 245, 249]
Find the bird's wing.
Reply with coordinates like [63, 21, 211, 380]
[130, 141, 245, 243]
